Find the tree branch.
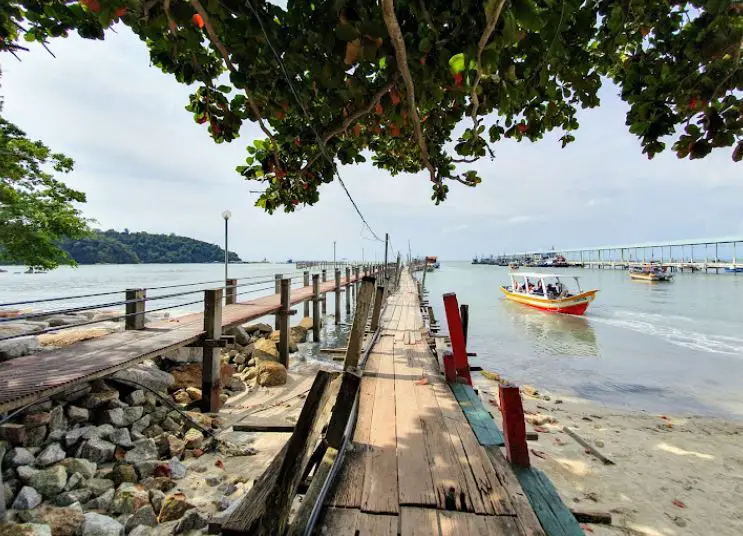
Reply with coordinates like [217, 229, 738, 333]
[163, 0, 178, 34]
[451, 157, 478, 163]
[381, 0, 437, 184]
[448, 175, 478, 186]
[189, 0, 280, 166]
[470, 0, 507, 126]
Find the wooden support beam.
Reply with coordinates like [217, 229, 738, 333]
[125, 288, 146, 330]
[321, 269, 327, 314]
[279, 278, 290, 367]
[499, 384, 530, 468]
[225, 278, 237, 305]
[370, 285, 384, 332]
[287, 446, 338, 536]
[201, 288, 223, 413]
[221, 370, 340, 535]
[233, 418, 295, 433]
[460, 303, 469, 347]
[303, 271, 310, 317]
[345, 267, 351, 315]
[443, 292, 472, 386]
[335, 269, 341, 325]
[274, 273, 282, 330]
[324, 370, 361, 448]
[354, 266, 360, 300]
[343, 277, 376, 370]
[312, 274, 321, 342]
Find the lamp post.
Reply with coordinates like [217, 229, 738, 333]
[333, 240, 336, 268]
[222, 210, 231, 283]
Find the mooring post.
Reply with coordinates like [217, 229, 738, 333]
[354, 266, 361, 298]
[345, 267, 352, 315]
[421, 260, 428, 291]
[274, 273, 282, 330]
[442, 292, 472, 386]
[303, 271, 310, 317]
[344, 277, 377, 370]
[125, 288, 146, 330]
[321, 269, 327, 314]
[312, 274, 321, 341]
[394, 253, 402, 289]
[427, 305, 438, 332]
[225, 278, 237, 305]
[460, 304, 469, 347]
[201, 288, 223, 413]
[334, 269, 341, 324]
[499, 384, 530, 468]
[279, 278, 291, 367]
[370, 285, 385, 332]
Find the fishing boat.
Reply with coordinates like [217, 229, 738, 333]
[629, 264, 673, 282]
[425, 256, 440, 271]
[724, 266, 743, 273]
[508, 263, 519, 270]
[500, 272, 598, 316]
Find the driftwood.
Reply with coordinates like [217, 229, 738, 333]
[571, 509, 612, 524]
[563, 426, 615, 465]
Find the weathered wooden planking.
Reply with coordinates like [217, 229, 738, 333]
[484, 447, 546, 536]
[394, 346, 437, 507]
[400, 507, 440, 536]
[361, 335, 399, 514]
[320, 507, 359, 534]
[357, 512, 399, 535]
[324, 507, 397, 535]
[438, 511, 520, 535]
[430, 378, 513, 516]
[232, 417, 295, 433]
[514, 467, 584, 536]
[451, 383, 505, 447]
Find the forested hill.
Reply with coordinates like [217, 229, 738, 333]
[59, 229, 242, 264]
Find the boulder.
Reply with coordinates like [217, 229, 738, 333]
[109, 463, 138, 486]
[102, 409, 126, 428]
[82, 390, 119, 409]
[256, 361, 288, 387]
[174, 509, 207, 534]
[298, 316, 313, 331]
[26, 426, 48, 448]
[36, 443, 66, 467]
[66, 406, 90, 424]
[45, 315, 84, 327]
[29, 465, 67, 497]
[131, 416, 151, 435]
[17, 465, 39, 483]
[290, 325, 308, 343]
[123, 407, 144, 426]
[124, 439, 158, 464]
[23, 412, 51, 428]
[173, 391, 190, 405]
[112, 363, 174, 394]
[83, 488, 115, 512]
[7, 447, 36, 467]
[170, 363, 235, 390]
[184, 412, 212, 428]
[19, 504, 85, 536]
[134, 460, 159, 480]
[12, 486, 43, 509]
[65, 471, 84, 491]
[0, 423, 27, 445]
[83, 478, 115, 497]
[243, 323, 272, 335]
[160, 346, 202, 365]
[184, 387, 202, 401]
[110, 428, 133, 448]
[64, 426, 97, 449]
[54, 488, 93, 506]
[157, 492, 194, 523]
[148, 489, 165, 515]
[125, 505, 158, 533]
[82, 513, 123, 536]
[160, 417, 181, 434]
[128, 526, 155, 536]
[166, 435, 185, 458]
[0, 336, 41, 362]
[95, 424, 116, 441]
[224, 375, 246, 392]
[183, 429, 204, 450]
[226, 326, 251, 346]
[0, 523, 51, 536]
[125, 390, 147, 406]
[112, 482, 150, 514]
[77, 437, 115, 464]
[60, 458, 97, 479]
[167, 458, 187, 480]
[252, 338, 279, 362]
[48, 406, 67, 432]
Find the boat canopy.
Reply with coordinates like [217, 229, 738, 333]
[510, 272, 581, 279]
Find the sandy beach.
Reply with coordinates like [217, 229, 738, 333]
[475, 374, 743, 536]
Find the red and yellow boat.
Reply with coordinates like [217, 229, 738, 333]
[500, 272, 598, 316]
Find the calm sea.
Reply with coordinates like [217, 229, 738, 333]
[3, 262, 743, 418]
[424, 262, 743, 418]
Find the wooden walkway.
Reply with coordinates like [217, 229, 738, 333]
[0, 273, 365, 413]
[321, 270, 544, 535]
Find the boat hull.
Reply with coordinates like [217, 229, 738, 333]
[499, 287, 598, 316]
[629, 272, 672, 282]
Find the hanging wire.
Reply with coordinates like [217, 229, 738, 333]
[239, 0, 385, 243]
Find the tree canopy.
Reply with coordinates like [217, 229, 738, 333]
[2, 0, 741, 213]
[0, 95, 89, 269]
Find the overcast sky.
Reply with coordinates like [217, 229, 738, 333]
[2, 26, 741, 262]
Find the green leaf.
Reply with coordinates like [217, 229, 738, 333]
[217, 85, 232, 93]
[335, 23, 360, 42]
[449, 53, 466, 73]
[501, 10, 517, 45]
[511, 0, 543, 31]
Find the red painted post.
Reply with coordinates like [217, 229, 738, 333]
[442, 351, 456, 383]
[442, 292, 472, 385]
[499, 384, 530, 468]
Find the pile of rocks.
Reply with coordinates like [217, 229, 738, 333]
[1, 375, 219, 535]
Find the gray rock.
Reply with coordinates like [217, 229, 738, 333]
[36, 443, 67, 467]
[29, 465, 67, 497]
[45, 315, 84, 327]
[109, 463, 138, 486]
[8, 447, 36, 467]
[59, 458, 97, 479]
[12, 486, 43, 509]
[125, 391, 147, 407]
[134, 460, 159, 480]
[244, 322, 272, 335]
[173, 509, 207, 533]
[48, 405, 67, 432]
[54, 384, 92, 404]
[46, 429, 65, 444]
[82, 390, 119, 409]
[84, 488, 115, 511]
[167, 458, 187, 480]
[25, 426, 48, 448]
[124, 439, 157, 464]
[160, 417, 181, 434]
[123, 407, 144, 426]
[131, 416, 151, 436]
[103, 409, 127, 428]
[67, 406, 90, 424]
[148, 408, 167, 426]
[55, 488, 93, 506]
[217, 496, 231, 511]
[64, 426, 98, 449]
[124, 505, 158, 532]
[17, 465, 39, 483]
[112, 363, 174, 394]
[96, 425, 115, 441]
[0, 336, 41, 362]
[84, 478, 115, 497]
[160, 346, 202, 365]
[77, 437, 115, 464]
[130, 431, 145, 442]
[65, 471, 84, 491]
[205, 475, 223, 486]
[1, 524, 52, 536]
[82, 512, 123, 536]
[227, 325, 251, 346]
[148, 489, 165, 515]
[111, 482, 149, 514]
[128, 526, 155, 536]
[110, 428, 133, 448]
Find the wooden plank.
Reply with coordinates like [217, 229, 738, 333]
[320, 507, 359, 534]
[400, 507, 440, 536]
[450, 383, 505, 447]
[484, 447, 546, 536]
[357, 512, 398, 535]
[394, 347, 436, 507]
[361, 335, 399, 514]
[324, 371, 361, 449]
[343, 277, 376, 370]
[438, 511, 520, 536]
[514, 467, 584, 536]
[287, 447, 338, 536]
[222, 370, 340, 535]
[201, 289, 223, 413]
[232, 418, 294, 433]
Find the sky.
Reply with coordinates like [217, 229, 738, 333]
[1, 25, 741, 262]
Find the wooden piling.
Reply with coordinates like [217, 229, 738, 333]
[226, 278, 237, 305]
[274, 274, 282, 330]
[312, 274, 321, 342]
[354, 266, 360, 298]
[279, 278, 290, 367]
[334, 269, 341, 325]
[345, 267, 351, 314]
[321, 269, 327, 314]
[460, 304, 469, 347]
[344, 277, 376, 370]
[499, 384, 530, 468]
[370, 285, 385, 332]
[303, 271, 310, 317]
[125, 289, 146, 330]
[201, 288, 223, 413]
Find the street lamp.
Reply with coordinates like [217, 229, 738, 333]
[333, 240, 336, 268]
[222, 210, 231, 283]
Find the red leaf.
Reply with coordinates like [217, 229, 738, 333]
[672, 499, 686, 508]
[192, 13, 205, 29]
[215, 459, 225, 470]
